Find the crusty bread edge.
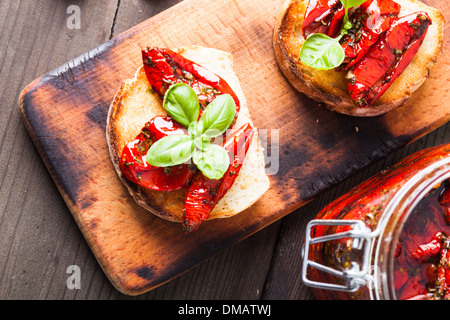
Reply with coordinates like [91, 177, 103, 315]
[105, 73, 183, 222]
[273, 0, 445, 117]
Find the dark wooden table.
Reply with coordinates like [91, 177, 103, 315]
[1, 0, 449, 300]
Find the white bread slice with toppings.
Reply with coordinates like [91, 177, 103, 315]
[106, 45, 270, 223]
[273, 0, 444, 116]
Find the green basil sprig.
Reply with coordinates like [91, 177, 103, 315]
[146, 83, 236, 180]
[299, 0, 368, 70]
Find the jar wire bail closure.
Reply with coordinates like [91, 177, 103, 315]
[302, 219, 378, 292]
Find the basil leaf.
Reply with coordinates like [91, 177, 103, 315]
[193, 144, 230, 180]
[163, 83, 199, 128]
[299, 33, 345, 70]
[146, 134, 194, 167]
[341, 0, 367, 10]
[198, 94, 236, 138]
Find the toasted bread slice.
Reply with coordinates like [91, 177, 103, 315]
[273, 0, 444, 116]
[106, 45, 270, 223]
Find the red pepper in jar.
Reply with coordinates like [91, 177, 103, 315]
[120, 116, 197, 191]
[183, 123, 254, 233]
[142, 47, 240, 115]
[302, 0, 345, 39]
[412, 232, 443, 263]
[397, 233, 450, 300]
[394, 182, 450, 300]
[338, 0, 401, 71]
[306, 145, 450, 300]
[346, 12, 432, 108]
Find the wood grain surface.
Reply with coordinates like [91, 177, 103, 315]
[1, 0, 449, 299]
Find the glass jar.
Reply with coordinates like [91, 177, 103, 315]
[302, 143, 450, 300]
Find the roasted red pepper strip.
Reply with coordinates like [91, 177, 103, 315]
[412, 232, 443, 263]
[406, 233, 450, 299]
[302, 0, 344, 38]
[302, 0, 345, 39]
[183, 123, 254, 233]
[142, 47, 240, 116]
[120, 116, 197, 191]
[338, 0, 401, 71]
[347, 12, 432, 108]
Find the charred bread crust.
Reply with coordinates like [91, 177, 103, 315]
[106, 79, 185, 222]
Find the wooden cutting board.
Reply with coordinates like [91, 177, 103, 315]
[19, 0, 450, 295]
